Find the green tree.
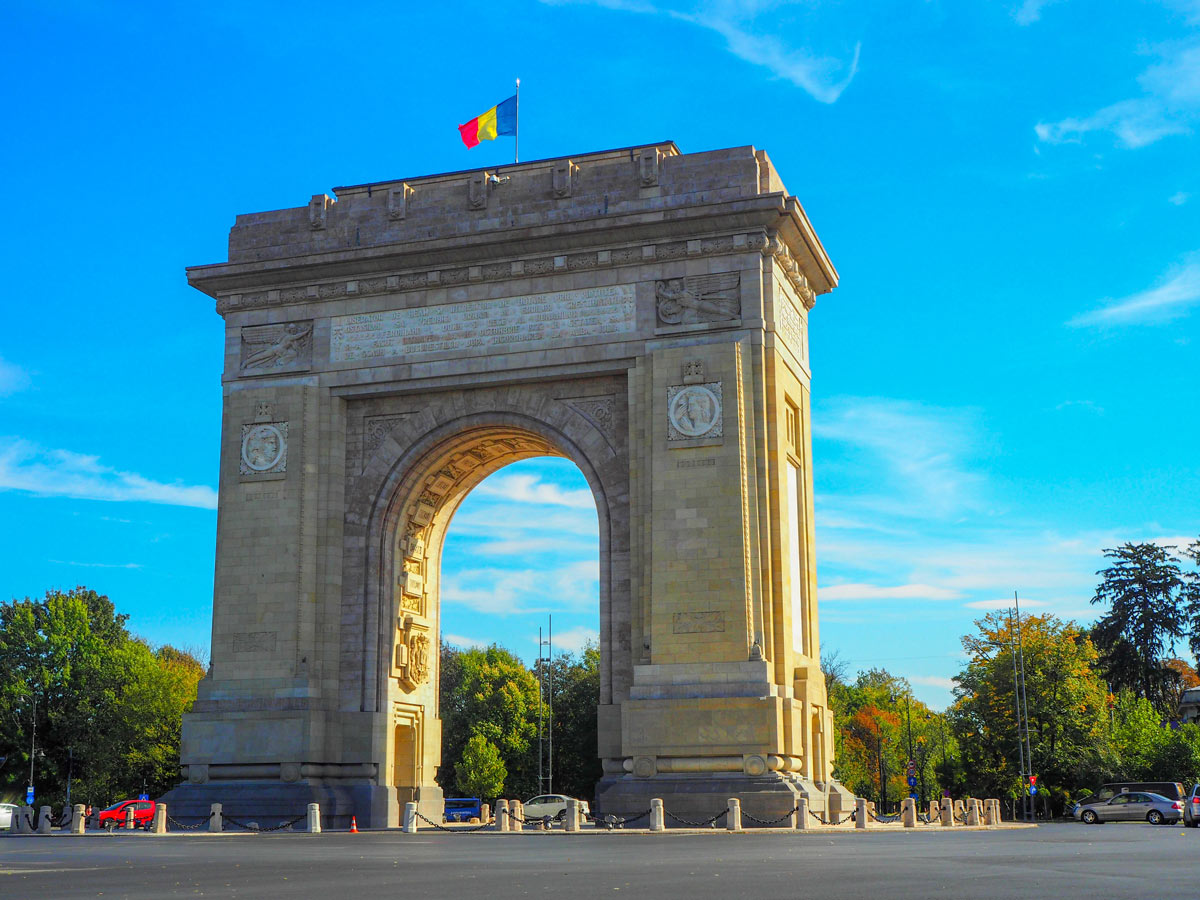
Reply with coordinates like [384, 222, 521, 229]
[1109, 692, 1200, 784]
[0, 587, 204, 808]
[455, 733, 507, 800]
[952, 611, 1110, 805]
[438, 644, 540, 799]
[1181, 538, 1200, 660]
[1090, 542, 1187, 708]
[545, 643, 602, 802]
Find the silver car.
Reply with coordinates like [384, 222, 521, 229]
[1075, 791, 1183, 825]
[0, 803, 17, 831]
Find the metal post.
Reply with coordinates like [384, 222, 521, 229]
[548, 614, 553, 793]
[1007, 608, 1028, 822]
[1015, 591, 1034, 822]
[514, 78, 519, 164]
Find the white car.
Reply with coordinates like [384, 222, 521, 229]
[522, 794, 591, 822]
[0, 803, 18, 830]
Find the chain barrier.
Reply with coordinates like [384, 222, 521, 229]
[414, 812, 494, 833]
[741, 805, 801, 827]
[664, 808, 727, 828]
[807, 808, 854, 826]
[167, 815, 209, 831]
[868, 810, 904, 823]
[220, 813, 306, 833]
[22, 812, 36, 831]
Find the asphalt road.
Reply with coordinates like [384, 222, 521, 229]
[2, 822, 1196, 900]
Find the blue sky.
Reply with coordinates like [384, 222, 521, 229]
[2, 0, 1198, 707]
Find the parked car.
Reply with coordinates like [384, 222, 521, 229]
[0, 803, 17, 830]
[1067, 782, 1186, 819]
[1184, 784, 1200, 828]
[97, 799, 155, 829]
[1074, 791, 1182, 825]
[443, 798, 482, 823]
[522, 794, 591, 822]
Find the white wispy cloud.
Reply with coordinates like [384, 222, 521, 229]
[47, 559, 143, 569]
[0, 439, 218, 509]
[535, 625, 600, 653]
[963, 597, 1045, 610]
[1037, 39, 1200, 148]
[909, 674, 958, 690]
[539, 0, 860, 103]
[814, 397, 985, 519]
[1068, 253, 1200, 327]
[475, 472, 596, 509]
[441, 559, 599, 616]
[819, 583, 963, 602]
[1013, 0, 1062, 26]
[1170, 191, 1191, 205]
[0, 356, 30, 396]
[443, 633, 491, 650]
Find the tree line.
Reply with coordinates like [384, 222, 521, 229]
[0, 587, 205, 810]
[829, 539, 1200, 812]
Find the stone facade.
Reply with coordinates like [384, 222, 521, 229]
[165, 142, 852, 827]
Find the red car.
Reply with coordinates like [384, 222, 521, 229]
[97, 799, 155, 829]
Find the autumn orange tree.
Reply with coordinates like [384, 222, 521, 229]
[829, 668, 952, 808]
[951, 611, 1111, 803]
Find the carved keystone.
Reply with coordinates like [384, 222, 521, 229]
[309, 194, 332, 230]
[468, 172, 488, 210]
[388, 183, 413, 220]
[552, 159, 578, 198]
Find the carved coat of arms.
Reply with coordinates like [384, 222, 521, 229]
[395, 616, 431, 691]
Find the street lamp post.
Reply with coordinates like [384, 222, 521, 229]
[28, 694, 37, 803]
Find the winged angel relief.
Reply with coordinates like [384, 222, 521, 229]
[240, 321, 313, 371]
[655, 273, 740, 325]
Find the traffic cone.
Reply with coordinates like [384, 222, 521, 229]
[349, 815, 359, 833]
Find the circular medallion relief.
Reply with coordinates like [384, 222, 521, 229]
[241, 423, 286, 472]
[668, 385, 721, 437]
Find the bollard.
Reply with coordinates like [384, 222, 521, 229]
[17, 806, 32, 834]
[511, 800, 523, 830]
[565, 799, 580, 833]
[306, 802, 321, 834]
[649, 798, 664, 832]
[855, 797, 868, 830]
[209, 803, 223, 833]
[402, 802, 418, 834]
[481, 803, 491, 826]
[902, 797, 916, 828]
[953, 799, 965, 824]
[61, 803, 72, 831]
[72, 804, 86, 835]
[985, 799, 999, 826]
[39, 806, 52, 834]
[125, 806, 136, 830]
[726, 798, 742, 832]
[152, 803, 167, 835]
[940, 797, 954, 827]
[968, 798, 981, 826]
[796, 796, 808, 831]
[495, 799, 509, 832]
[928, 800, 939, 823]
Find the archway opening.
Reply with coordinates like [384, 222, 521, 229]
[436, 456, 601, 808]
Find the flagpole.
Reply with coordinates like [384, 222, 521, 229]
[514, 78, 520, 164]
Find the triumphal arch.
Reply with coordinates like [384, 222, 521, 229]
[168, 143, 853, 827]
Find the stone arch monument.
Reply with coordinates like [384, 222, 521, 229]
[167, 143, 853, 826]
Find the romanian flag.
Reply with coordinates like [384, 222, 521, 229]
[458, 95, 517, 149]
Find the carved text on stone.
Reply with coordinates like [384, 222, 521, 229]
[330, 285, 636, 363]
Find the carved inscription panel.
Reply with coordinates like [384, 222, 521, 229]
[777, 295, 808, 366]
[330, 284, 636, 363]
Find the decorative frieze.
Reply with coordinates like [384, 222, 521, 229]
[239, 321, 313, 373]
[655, 273, 740, 326]
[215, 235, 746, 315]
